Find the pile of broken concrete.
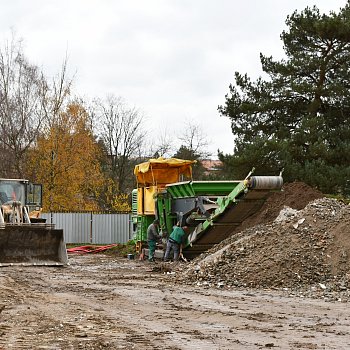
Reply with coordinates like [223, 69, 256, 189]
[175, 185, 350, 301]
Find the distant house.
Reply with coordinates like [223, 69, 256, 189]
[200, 159, 223, 176]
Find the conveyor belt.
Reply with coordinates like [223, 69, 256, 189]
[183, 176, 282, 259]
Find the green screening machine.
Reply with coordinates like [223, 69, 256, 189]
[132, 158, 283, 259]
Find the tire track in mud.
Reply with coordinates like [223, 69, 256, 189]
[0, 264, 225, 349]
[0, 261, 245, 349]
[1, 256, 350, 349]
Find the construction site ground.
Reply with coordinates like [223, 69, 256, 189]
[0, 254, 349, 350]
[0, 182, 349, 349]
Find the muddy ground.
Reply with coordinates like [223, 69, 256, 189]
[1, 182, 349, 349]
[0, 254, 350, 350]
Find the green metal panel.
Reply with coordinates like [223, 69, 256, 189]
[166, 180, 241, 198]
[156, 192, 177, 238]
[135, 215, 154, 242]
[131, 189, 138, 224]
[201, 181, 247, 231]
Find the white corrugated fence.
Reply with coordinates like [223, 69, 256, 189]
[41, 212, 132, 244]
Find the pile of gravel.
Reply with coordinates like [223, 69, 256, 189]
[175, 197, 350, 301]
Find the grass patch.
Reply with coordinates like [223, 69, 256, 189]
[66, 240, 137, 257]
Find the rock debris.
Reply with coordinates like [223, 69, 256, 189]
[175, 183, 350, 301]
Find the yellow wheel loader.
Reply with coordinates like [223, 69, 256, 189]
[0, 179, 68, 266]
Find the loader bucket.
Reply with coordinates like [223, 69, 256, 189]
[0, 225, 68, 266]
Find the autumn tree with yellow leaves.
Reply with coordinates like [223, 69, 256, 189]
[27, 101, 106, 211]
[1, 37, 141, 212]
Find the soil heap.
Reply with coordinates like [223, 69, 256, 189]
[238, 181, 324, 230]
[175, 182, 350, 301]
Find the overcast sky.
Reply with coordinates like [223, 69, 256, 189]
[0, 0, 347, 157]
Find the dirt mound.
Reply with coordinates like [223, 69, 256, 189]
[186, 182, 324, 260]
[238, 181, 324, 230]
[176, 190, 350, 300]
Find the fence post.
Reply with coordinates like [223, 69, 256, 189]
[90, 211, 93, 243]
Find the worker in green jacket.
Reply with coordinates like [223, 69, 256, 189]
[163, 225, 188, 261]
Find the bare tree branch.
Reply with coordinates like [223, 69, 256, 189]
[177, 120, 211, 159]
[93, 95, 146, 193]
[0, 35, 46, 176]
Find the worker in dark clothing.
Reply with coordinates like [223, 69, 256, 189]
[163, 225, 188, 261]
[147, 219, 160, 262]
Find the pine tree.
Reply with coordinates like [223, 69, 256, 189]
[219, 3, 350, 194]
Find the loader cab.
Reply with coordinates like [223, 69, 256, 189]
[0, 179, 26, 205]
[25, 182, 43, 209]
[0, 179, 43, 209]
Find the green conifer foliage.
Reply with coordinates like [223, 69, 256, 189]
[219, 4, 350, 195]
